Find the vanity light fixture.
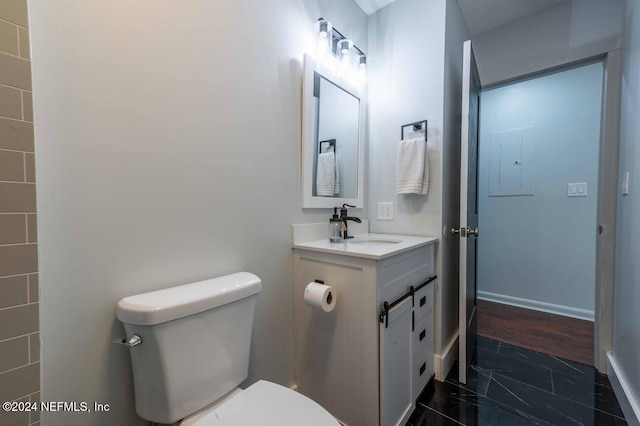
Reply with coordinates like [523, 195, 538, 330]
[313, 18, 367, 85]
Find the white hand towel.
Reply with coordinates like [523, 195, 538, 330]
[316, 151, 335, 196]
[397, 138, 429, 195]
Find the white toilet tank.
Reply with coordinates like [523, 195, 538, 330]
[116, 272, 262, 424]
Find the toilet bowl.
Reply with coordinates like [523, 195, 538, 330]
[117, 272, 337, 425]
[180, 381, 337, 425]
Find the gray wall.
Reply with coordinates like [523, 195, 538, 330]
[28, 0, 367, 424]
[613, 0, 640, 418]
[0, 2, 40, 426]
[472, 0, 623, 86]
[477, 62, 603, 318]
[441, 0, 469, 357]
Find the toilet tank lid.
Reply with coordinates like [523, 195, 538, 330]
[116, 272, 261, 325]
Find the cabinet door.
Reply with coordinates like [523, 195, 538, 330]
[380, 296, 414, 426]
[294, 253, 377, 426]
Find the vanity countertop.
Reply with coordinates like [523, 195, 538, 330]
[292, 233, 438, 260]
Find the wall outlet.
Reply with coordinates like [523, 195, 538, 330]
[377, 202, 394, 220]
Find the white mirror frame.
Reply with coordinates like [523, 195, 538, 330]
[301, 53, 366, 208]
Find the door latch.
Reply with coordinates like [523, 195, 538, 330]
[451, 227, 467, 237]
[450, 227, 478, 237]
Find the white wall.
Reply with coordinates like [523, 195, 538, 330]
[472, 0, 623, 86]
[367, 0, 445, 240]
[367, 0, 468, 359]
[367, 0, 446, 355]
[477, 62, 603, 318]
[28, 0, 367, 424]
[612, 0, 640, 420]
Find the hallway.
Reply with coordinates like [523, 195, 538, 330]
[476, 300, 594, 366]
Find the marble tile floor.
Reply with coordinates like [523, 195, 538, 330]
[408, 337, 627, 426]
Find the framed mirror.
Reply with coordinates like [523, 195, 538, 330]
[301, 53, 365, 208]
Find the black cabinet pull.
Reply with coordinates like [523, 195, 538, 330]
[419, 362, 426, 376]
[420, 296, 426, 307]
[419, 330, 426, 341]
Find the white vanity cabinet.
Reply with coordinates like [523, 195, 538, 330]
[293, 235, 437, 426]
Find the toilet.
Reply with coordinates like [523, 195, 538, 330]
[116, 272, 338, 425]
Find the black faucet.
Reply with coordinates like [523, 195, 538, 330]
[340, 203, 362, 239]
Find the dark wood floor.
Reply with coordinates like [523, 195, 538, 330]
[476, 300, 594, 366]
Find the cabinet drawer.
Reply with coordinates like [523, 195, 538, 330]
[378, 245, 434, 303]
[413, 280, 434, 323]
[413, 310, 434, 356]
[413, 340, 434, 397]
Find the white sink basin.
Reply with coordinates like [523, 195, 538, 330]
[293, 233, 438, 260]
[350, 238, 402, 245]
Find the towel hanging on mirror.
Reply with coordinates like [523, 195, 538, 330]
[317, 151, 336, 196]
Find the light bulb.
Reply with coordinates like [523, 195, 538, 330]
[357, 55, 367, 84]
[314, 19, 333, 56]
[338, 39, 354, 71]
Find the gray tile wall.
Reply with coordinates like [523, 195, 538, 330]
[0, 1, 39, 425]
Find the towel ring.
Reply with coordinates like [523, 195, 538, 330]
[401, 120, 427, 142]
[319, 139, 336, 154]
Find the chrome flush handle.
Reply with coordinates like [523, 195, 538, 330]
[114, 334, 142, 348]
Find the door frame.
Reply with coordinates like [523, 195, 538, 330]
[477, 51, 621, 373]
[594, 50, 621, 373]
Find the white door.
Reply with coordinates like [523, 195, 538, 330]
[457, 40, 480, 384]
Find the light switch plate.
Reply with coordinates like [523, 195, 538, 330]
[377, 202, 394, 220]
[568, 182, 587, 197]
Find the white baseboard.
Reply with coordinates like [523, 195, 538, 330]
[607, 352, 640, 426]
[478, 291, 595, 321]
[434, 332, 458, 382]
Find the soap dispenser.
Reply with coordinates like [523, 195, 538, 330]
[329, 207, 344, 243]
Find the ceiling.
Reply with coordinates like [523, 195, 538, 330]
[456, 0, 569, 36]
[354, 0, 569, 37]
[353, 0, 396, 15]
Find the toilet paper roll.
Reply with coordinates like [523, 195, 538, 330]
[304, 282, 337, 312]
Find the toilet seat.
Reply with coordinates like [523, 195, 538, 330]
[182, 380, 339, 426]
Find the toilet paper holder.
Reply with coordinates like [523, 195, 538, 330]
[313, 280, 334, 304]
[313, 280, 333, 303]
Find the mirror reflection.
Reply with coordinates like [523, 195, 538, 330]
[301, 54, 364, 208]
[312, 73, 360, 198]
